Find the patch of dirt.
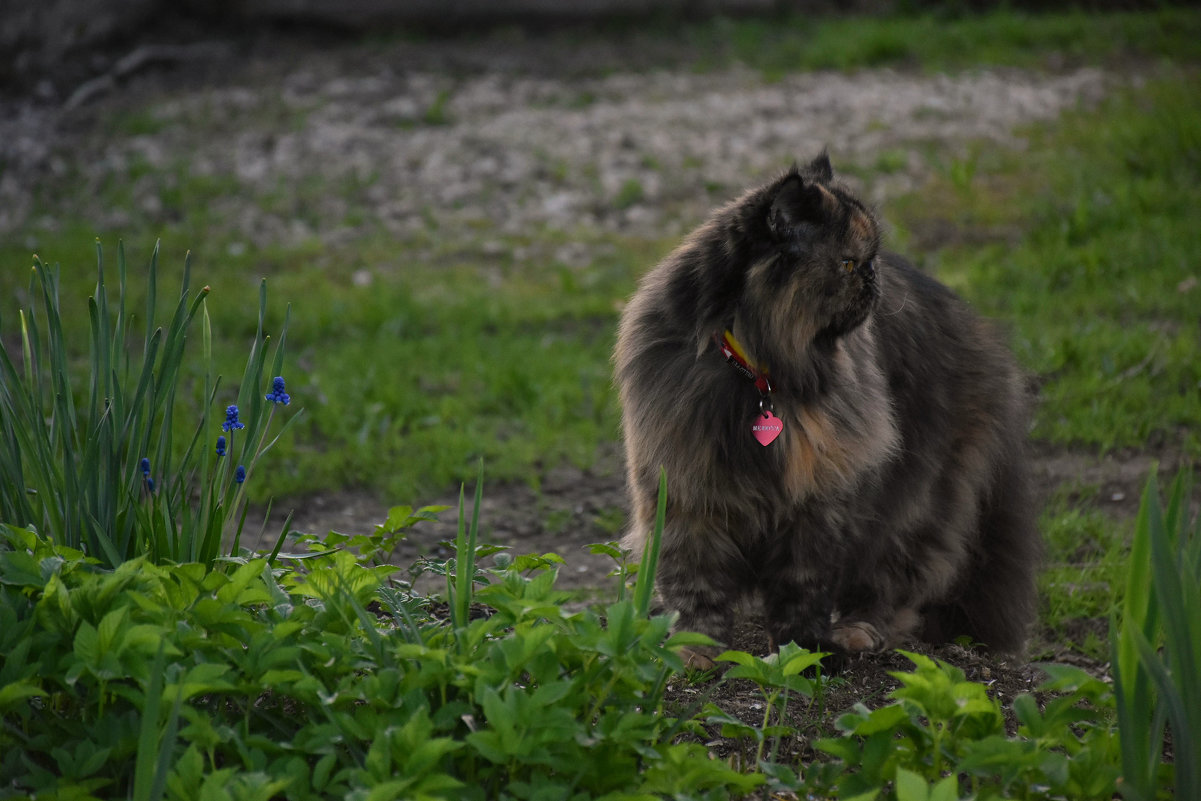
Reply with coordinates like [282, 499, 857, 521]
[274, 448, 630, 598]
[1031, 439, 1194, 520]
[274, 440, 1195, 593]
[665, 620, 1048, 767]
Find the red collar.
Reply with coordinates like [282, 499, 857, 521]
[713, 330, 773, 396]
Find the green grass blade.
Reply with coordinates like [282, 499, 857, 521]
[132, 639, 182, 801]
[1131, 629, 1195, 801]
[144, 241, 158, 356]
[452, 462, 484, 636]
[87, 293, 103, 438]
[1147, 472, 1200, 798]
[21, 265, 42, 391]
[233, 279, 271, 468]
[1112, 474, 1165, 801]
[115, 241, 129, 393]
[200, 300, 214, 544]
[0, 325, 41, 529]
[132, 641, 167, 801]
[448, 484, 465, 628]
[266, 508, 295, 564]
[255, 409, 304, 460]
[633, 468, 667, 619]
[269, 302, 292, 380]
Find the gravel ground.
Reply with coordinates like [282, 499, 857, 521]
[2, 32, 1114, 244]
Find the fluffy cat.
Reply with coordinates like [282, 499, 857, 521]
[614, 153, 1039, 668]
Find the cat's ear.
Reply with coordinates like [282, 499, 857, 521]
[767, 173, 825, 240]
[807, 151, 834, 182]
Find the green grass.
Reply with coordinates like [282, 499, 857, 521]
[680, 6, 1201, 76]
[1037, 487, 1128, 659]
[1, 228, 655, 503]
[896, 76, 1201, 454]
[1, 10, 1199, 512]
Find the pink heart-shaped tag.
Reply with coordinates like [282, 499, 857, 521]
[751, 410, 783, 446]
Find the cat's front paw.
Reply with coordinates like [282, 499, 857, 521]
[831, 610, 922, 653]
[831, 608, 920, 652]
[830, 620, 885, 652]
[676, 645, 718, 671]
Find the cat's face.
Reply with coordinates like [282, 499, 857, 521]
[741, 156, 881, 346]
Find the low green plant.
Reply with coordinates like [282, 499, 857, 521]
[704, 643, 825, 777]
[289, 502, 449, 568]
[586, 468, 668, 609]
[806, 653, 1119, 800]
[1112, 470, 1200, 801]
[0, 468, 763, 800]
[0, 242, 300, 569]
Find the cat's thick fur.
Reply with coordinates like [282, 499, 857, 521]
[615, 154, 1039, 667]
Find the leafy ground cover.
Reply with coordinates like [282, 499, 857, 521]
[2, 470, 1196, 799]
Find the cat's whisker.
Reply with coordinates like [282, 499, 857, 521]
[877, 290, 911, 317]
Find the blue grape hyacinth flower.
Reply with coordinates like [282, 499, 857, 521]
[216, 435, 227, 457]
[235, 465, 246, 484]
[265, 376, 291, 405]
[140, 457, 151, 476]
[222, 405, 245, 432]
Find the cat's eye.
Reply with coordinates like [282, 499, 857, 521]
[841, 258, 856, 272]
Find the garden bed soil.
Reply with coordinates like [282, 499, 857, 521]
[271, 439, 1194, 753]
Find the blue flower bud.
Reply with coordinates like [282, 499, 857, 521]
[265, 376, 291, 405]
[222, 405, 245, 432]
[235, 465, 246, 484]
[216, 435, 227, 457]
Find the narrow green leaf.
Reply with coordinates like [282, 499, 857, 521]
[1112, 473, 1164, 800]
[132, 641, 167, 801]
[633, 467, 666, 618]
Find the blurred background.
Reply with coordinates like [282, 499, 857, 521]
[1, 1, 1198, 600]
